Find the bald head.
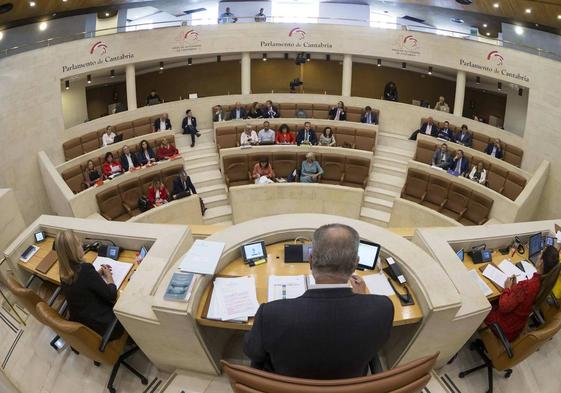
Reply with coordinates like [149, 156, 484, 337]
[311, 224, 359, 282]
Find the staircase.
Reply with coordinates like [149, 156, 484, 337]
[359, 132, 416, 227]
[175, 130, 233, 226]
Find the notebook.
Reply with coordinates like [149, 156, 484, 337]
[36, 250, 58, 274]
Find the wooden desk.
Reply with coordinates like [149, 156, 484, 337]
[463, 248, 530, 301]
[17, 237, 138, 291]
[196, 242, 423, 330]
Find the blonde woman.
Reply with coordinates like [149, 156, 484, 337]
[56, 230, 123, 340]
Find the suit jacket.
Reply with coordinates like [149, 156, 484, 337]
[153, 118, 172, 132]
[454, 131, 472, 147]
[485, 143, 503, 159]
[263, 106, 280, 118]
[120, 152, 139, 172]
[420, 122, 438, 137]
[182, 116, 198, 132]
[61, 263, 117, 336]
[230, 108, 247, 120]
[244, 288, 394, 379]
[432, 149, 452, 168]
[437, 128, 453, 141]
[360, 112, 378, 125]
[213, 111, 226, 122]
[172, 175, 197, 197]
[451, 157, 469, 175]
[296, 128, 317, 145]
[328, 108, 346, 121]
[137, 148, 156, 165]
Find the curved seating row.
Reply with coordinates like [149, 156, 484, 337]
[95, 163, 184, 221]
[420, 117, 523, 167]
[62, 113, 164, 161]
[401, 168, 494, 225]
[62, 135, 176, 194]
[213, 102, 379, 123]
[216, 120, 376, 152]
[221, 148, 372, 189]
[414, 139, 526, 201]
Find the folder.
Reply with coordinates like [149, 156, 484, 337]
[36, 250, 58, 274]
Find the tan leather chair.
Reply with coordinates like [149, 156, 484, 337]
[35, 303, 147, 393]
[486, 165, 508, 194]
[161, 165, 184, 194]
[335, 127, 356, 149]
[223, 155, 250, 188]
[471, 132, 490, 152]
[278, 103, 296, 117]
[222, 353, 438, 393]
[114, 122, 134, 141]
[320, 154, 345, 185]
[355, 129, 376, 152]
[421, 176, 449, 211]
[96, 187, 131, 221]
[118, 179, 143, 217]
[312, 104, 330, 119]
[401, 169, 429, 203]
[503, 144, 523, 167]
[346, 106, 363, 123]
[459, 306, 561, 393]
[296, 103, 313, 116]
[62, 166, 86, 194]
[342, 157, 370, 189]
[139, 171, 162, 194]
[414, 140, 436, 165]
[81, 131, 101, 153]
[0, 270, 46, 323]
[63, 138, 84, 161]
[441, 184, 471, 221]
[216, 126, 237, 150]
[272, 152, 298, 179]
[459, 192, 494, 225]
[502, 172, 526, 201]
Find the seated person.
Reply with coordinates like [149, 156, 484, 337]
[384, 81, 398, 102]
[252, 158, 276, 184]
[247, 102, 263, 119]
[263, 100, 279, 118]
[57, 230, 124, 340]
[84, 159, 102, 187]
[437, 121, 454, 141]
[153, 113, 172, 132]
[244, 224, 394, 378]
[318, 127, 336, 147]
[431, 143, 452, 169]
[300, 153, 324, 183]
[102, 126, 116, 147]
[120, 145, 140, 172]
[449, 149, 469, 176]
[156, 138, 179, 160]
[275, 124, 295, 144]
[137, 139, 156, 165]
[181, 109, 201, 148]
[434, 96, 450, 112]
[146, 90, 162, 106]
[258, 121, 276, 144]
[147, 179, 169, 207]
[102, 152, 123, 177]
[454, 125, 472, 147]
[230, 102, 247, 120]
[486, 138, 503, 159]
[172, 170, 207, 215]
[409, 117, 438, 140]
[213, 105, 226, 122]
[360, 106, 378, 125]
[328, 101, 346, 121]
[296, 122, 317, 146]
[485, 246, 560, 342]
[240, 125, 259, 146]
[468, 161, 487, 185]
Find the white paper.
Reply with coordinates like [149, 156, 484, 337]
[520, 260, 538, 280]
[482, 264, 509, 289]
[556, 231, 561, 243]
[497, 260, 527, 282]
[363, 273, 395, 296]
[468, 270, 493, 297]
[178, 240, 225, 275]
[268, 275, 307, 302]
[209, 276, 259, 321]
[306, 274, 316, 287]
[92, 257, 133, 290]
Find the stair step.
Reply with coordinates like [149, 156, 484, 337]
[203, 193, 229, 208]
[184, 160, 220, 174]
[368, 173, 405, 193]
[184, 152, 219, 162]
[373, 156, 408, 168]
[178, 142, 217, 155]
[365, 186, 400, 202]
[204, 205, 233, 224]
[375, 145, 415, 160]
[189, 169, 224, 188]
[377, 132, 416, 152]
[364, 196, 394, 209]
[360, 207, 391, 227]
[372, 162, 407, 176]
[197, 183, 228, 198]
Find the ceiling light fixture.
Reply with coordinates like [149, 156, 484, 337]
[262, 53, 267, 61]
[105, 12, 110, 17]
[377, 58, 381, 67]
[428, 66, 433, 75]
[110, 69, 115, 78]
[159, 61, 164, 70]
[65, 80, 70, 90]
[402, 62, 406, 69]
[29, 1, 36, 7]
[0, 31, 3, 41]
[39, 22, 47, 31]
[493, 3, 499, 9]
[87, 75, 91, 84]
[525, 8, 531, 14]
[187, 58, 192, 66]
[558, 15, 561, 20]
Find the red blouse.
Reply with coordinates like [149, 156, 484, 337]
[276, 131, 295, 144]
[147, 185, 169, 206]
[484, 273, 541, 342]
[102, 161, 123, 177]
[157, 145, 179, 160]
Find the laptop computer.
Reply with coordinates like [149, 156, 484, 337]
[113, 134, 124, 143]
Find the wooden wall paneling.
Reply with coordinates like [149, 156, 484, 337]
[85, 81, 127, 120]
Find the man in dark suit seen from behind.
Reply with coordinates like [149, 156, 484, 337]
[409, 116, 438, 140]
[244, 223, 394, 379]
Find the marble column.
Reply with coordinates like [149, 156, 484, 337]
[241, 52, 251, 95]
[342, 54, 352, 97]
[126, 64, 137, 111]
[453, 70, 466, 117]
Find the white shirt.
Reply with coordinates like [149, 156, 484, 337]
[469, 166, 487, 185]
[425, 124, 433, 135]
[365, 112, 373, 124]
[102, 132, 116, 147]
[155, 189, 161, 200]
[144, 151, 151, 162]
[125, 154, 134, 169]
[160, 120, 166, 131]
[187, 117, 192, 126]
[216, 112, 223, 121]
[491, 146, 497, 157]
[309, 283, 351, 290]
[258, 128, 275, 143]
[334, 109, 341, 120]
[240, 130, 258, 145]
[235, 109, 241, 119]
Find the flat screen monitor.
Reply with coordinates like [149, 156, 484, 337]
[139, 246, 148, 262]
[34, 231, 46, 243]
[529, 232, 543, 262]
[357, 241, 381, 270]
[456, 249, 464, 262]
[241, 241, 267, 264]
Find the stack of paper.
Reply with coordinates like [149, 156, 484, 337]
[92, 257, 133, 289]
[363, 274, 395, 296]
[497, 260, 527, 282]
[268, 275, 307, 302]
[481, 264, 508, 289]
[468, 270, 493, 297]
[179, 240, 225, 275]
[519, 260, 538, 280]
[207, 277, 259, 322]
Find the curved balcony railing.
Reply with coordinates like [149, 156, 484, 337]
[1, 16, 560, 62]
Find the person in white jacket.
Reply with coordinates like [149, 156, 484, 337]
[468, 161, 487, 185]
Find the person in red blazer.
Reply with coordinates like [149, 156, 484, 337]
[276, 124, 295, 144]
[102, 152, 123, 178]
[147, 179, 169, 207]
[156, 138, 179, 160]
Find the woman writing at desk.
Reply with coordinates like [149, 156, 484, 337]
[484, 246, 560, 341]
[56, 230, 123, 340]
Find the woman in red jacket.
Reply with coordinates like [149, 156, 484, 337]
[147, 179, 169, 207]
[102, 152, 123, 178]
[484, 246, 560, 341]
[156, 138, 179, 160]
[275, 124, 295, 145]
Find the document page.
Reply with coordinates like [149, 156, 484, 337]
[468, 270, 493, 297]
[497, 260, 527, 282]
[208, 276, 259, 321]
[268, 275, 307, 302]
[481, 264, 508, 289]
[363, 273, 394, 296]
[92, 257, 133, 289]
[520, 260, 538, 280]
[179, 240, 226, 275]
